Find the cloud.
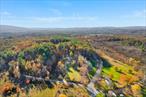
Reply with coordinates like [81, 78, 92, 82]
[133, 10, 146, 18]
[33, 17, 62, 23]
[49, 8, 62, 15]
[33, 16, 98, 23]
[62, 1, 71, 6]
[124, 10, 146, 18]
[0, 11, 11, 16]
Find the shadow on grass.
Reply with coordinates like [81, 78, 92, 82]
[102, 58, 112, 68]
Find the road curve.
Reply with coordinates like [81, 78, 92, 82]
[87, 60, 103, 97]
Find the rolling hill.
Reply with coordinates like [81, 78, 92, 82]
[0, 25, 146, 35]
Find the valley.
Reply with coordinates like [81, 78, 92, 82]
[0, 0, 146, 96]
[0, 34, 145, 97]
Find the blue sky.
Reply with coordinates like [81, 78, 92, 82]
[0, 0, 146, 28]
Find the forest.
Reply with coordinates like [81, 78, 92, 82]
[0, 34, 145, 97]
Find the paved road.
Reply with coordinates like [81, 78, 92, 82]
[87, 60, 103, 97]
[23, 75, 83, 86]
[23, 59, 103, 97]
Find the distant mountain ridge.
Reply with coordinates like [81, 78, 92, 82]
[0, 25, 146, 35]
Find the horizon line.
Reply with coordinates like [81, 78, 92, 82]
[1, 24, 146, 29]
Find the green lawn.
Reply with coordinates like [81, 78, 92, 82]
[102, 62, 137, 81]
[102, 66, 121, 81]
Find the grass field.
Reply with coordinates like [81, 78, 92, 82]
[97, 50, 140, 87]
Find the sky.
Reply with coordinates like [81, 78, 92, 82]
[0, 0, 146, 28]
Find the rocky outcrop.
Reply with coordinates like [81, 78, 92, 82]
[0, 38, 103, 97]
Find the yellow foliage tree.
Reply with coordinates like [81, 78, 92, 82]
[59, 94, 67, 97]
[131, 84, 142, 97]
